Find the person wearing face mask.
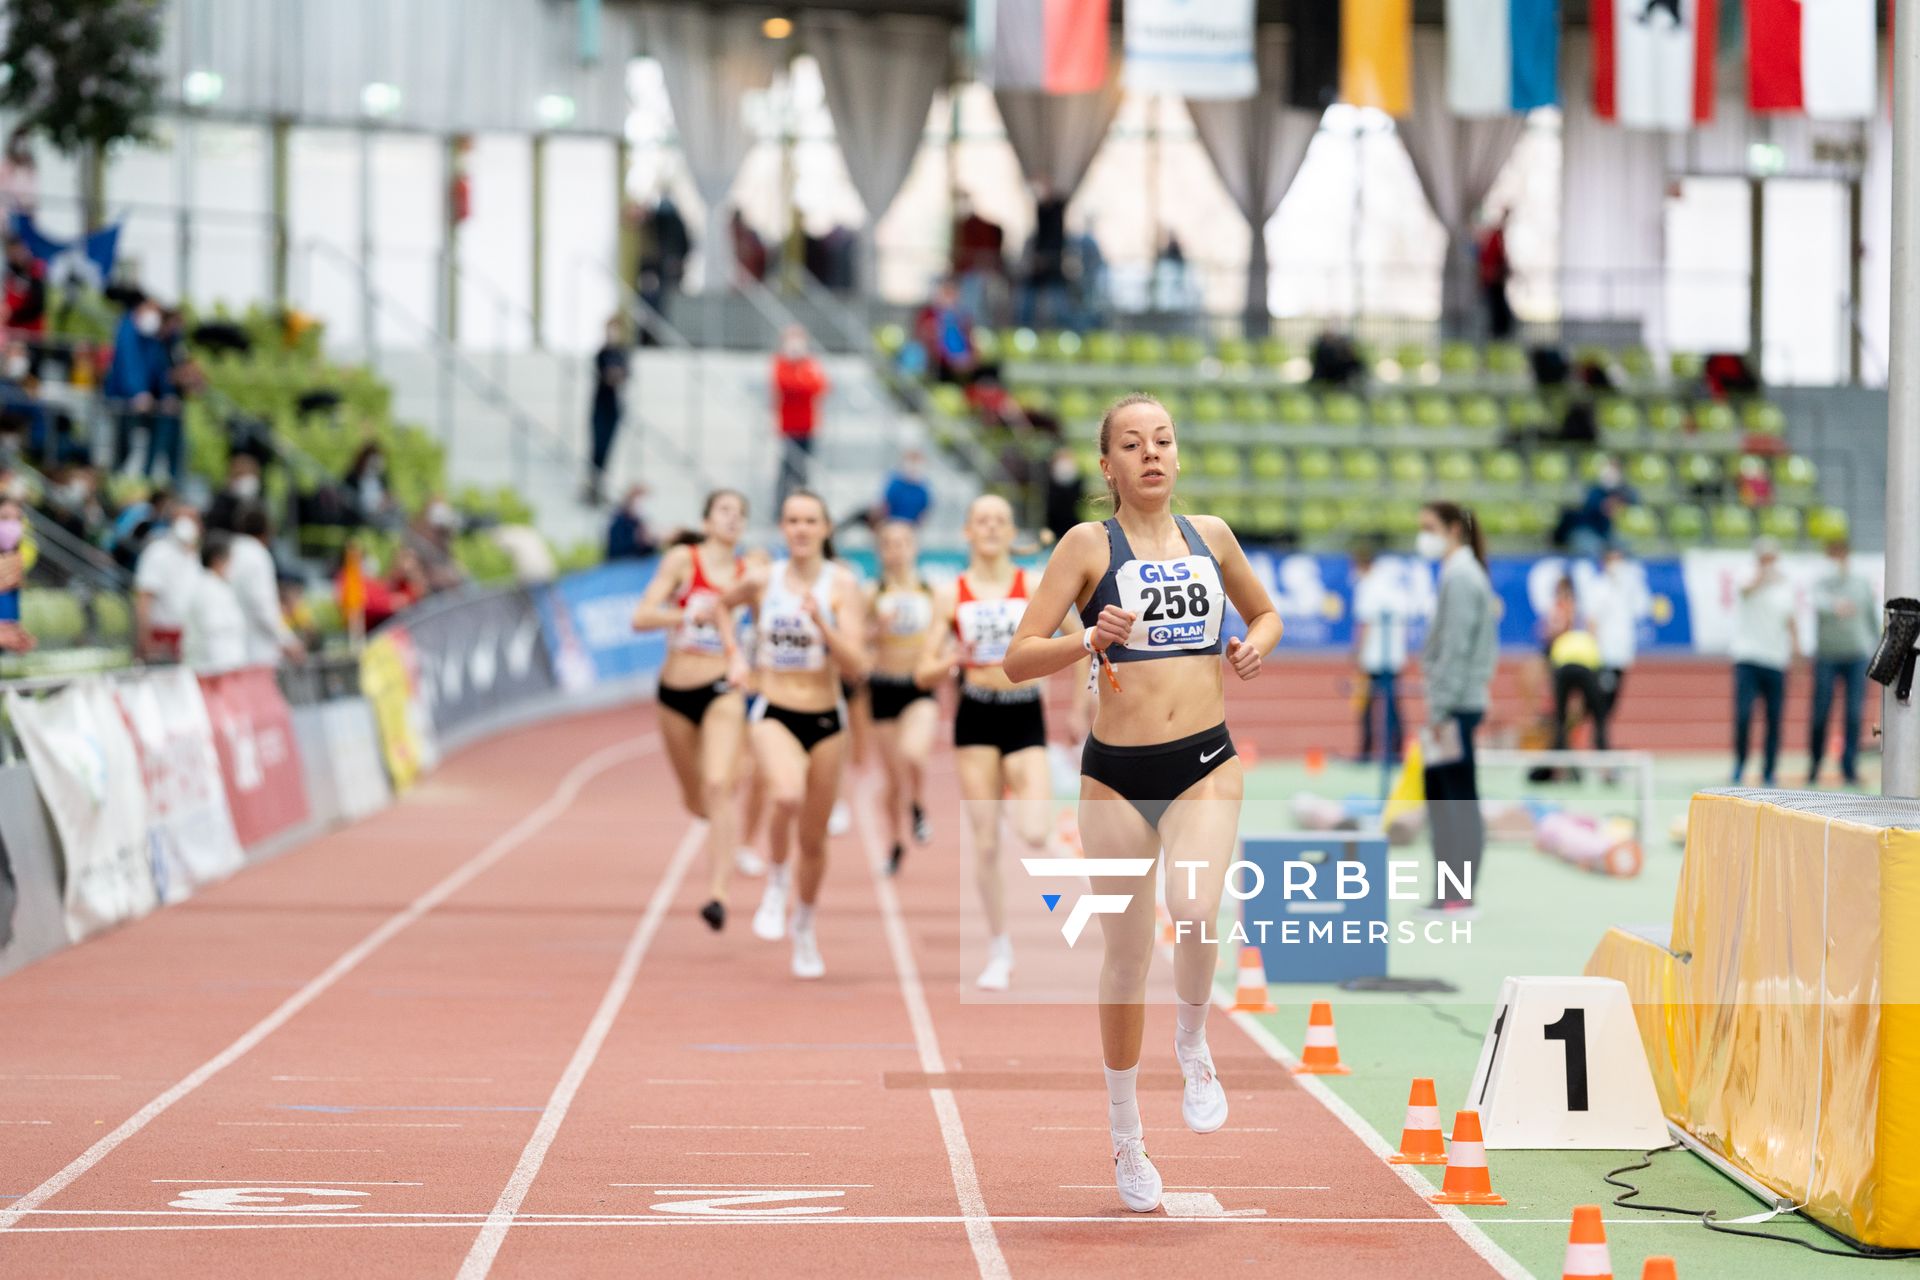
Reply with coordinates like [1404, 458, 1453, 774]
[0, 492, 37, 654]
[206, 455, 264, 532]
[134, 500, 204, 663]
[108, 298, 167, 474]
[1808, 537, 1878, 786]
[182, 533, 249, 675]
[343, 443, 395, 527]
[229, 503, 304, 668]
[1415, 501, 1498, 916]
[771, 326, 828, 506]
[411, 496, 469, 592]
[585, 314, 629, 505]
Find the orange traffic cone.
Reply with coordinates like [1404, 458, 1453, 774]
[1387, 1077, 1448, 1165]
[1639, 1259, 1676, 1280]
[1292, 1001, 1350, 1074]
[1561, 1205, 1612, 1278]
[1430, 1110, 1506, 1205]
[1231, 947, 1275, 1013]
[1305, 746, 1327, 775]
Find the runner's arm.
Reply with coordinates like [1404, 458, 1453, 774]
[817, 575, 870, 682]
[1201, 516, 1283, 662]
[914, 584, 959, 690]
[1004, 523, 1103, 683]
[630, 546, 692, 631]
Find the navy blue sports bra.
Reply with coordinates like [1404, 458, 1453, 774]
[1079, 516, 1228, 664]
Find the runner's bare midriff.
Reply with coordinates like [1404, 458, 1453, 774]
[758, 667, 839, 714]
[660, 649, 729, 690]
[1088, 651, 1225, 745]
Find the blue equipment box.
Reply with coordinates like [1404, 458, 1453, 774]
[1239, 833, 1390, 983]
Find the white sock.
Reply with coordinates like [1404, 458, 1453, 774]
[1104, 1064, 1141, 1147]
[792, 902, 814, 932]
[990, 934, 1012, 960]
[769, 862, 790, 889]
[1175, 997, 1209, 1056]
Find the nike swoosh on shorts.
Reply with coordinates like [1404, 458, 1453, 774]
[1199, 745, 1226, 763]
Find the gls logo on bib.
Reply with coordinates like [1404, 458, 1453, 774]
[1116, 556, 1224, 651]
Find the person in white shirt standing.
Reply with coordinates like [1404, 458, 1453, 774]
[228, 503, 304, 669]
[133, 499, 202, 663]
[182, 534, 249, 675]
[1730, 537, 1798, 788]
[1584, 547, 1645, 749]
[1350, 542, 1408, 763]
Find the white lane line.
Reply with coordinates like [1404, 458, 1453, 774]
[454, 819, 703, 1279]
[1162, 1192, 1265, 1218]
[269, 1076, 493, 1084]
[629, 1124, 865, 1131]
[248, 1149, 385, 1154]
[641, 1079, 863, 1086]
[149, 1180, 423, 1186]
[1031, 1125, 1287, 1133]
[1220, 1002, 1533, 1280]
[680, 1152, 810, 1157]
[0, 1074, 120, 1081]
[854, 785, 1009, 1280]
[217, 1122, 462, 1130]
[610, 1183, 873, 1189]
[1058, 1185, 1329, 1191]
[0, 1120, 53, 1126]
[0, 735, 654, 1237]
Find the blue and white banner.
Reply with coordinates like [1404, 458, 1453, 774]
[536, 561, 668, 691]
[1122, 0, 1257, 99]
[1446, 0, 1559, 116]
[10, 212, 122, 289]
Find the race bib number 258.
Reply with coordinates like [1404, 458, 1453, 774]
[1115, 557, 1223, 651]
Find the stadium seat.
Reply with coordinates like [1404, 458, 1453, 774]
[1744, 400, 1787, 435]
[1645, 399, 1686, 433]
[1671, 352, 1705, 380]
[1201, 444, 1240, 479]
[1478, 502, 1525, 539]
[1619, 346, 1656, 382]
[1679, 454, 1723, 490]
[1340, 448, 1383, 483]
[1458, 394, 1502, 431]
[1248, 496, 1289, 536]
[1628, 453, 1672, 493]
[21, 590, 84, 647]
[1760, 506, 1803, 542]
[1156, 391, 1192, 424]
[1337, 496, 1385, 533]
[94, 593, 132, 643]
[1434, 451, 1477, 486]
[1518, 499, 1560, 536]
[1168, 335, 1207, 366]
[1507, 395, 1551, 432]
[1231, 390, 1275, 424]
[1212, 492, 1248, 527]
[1388, 451, 1429, 486]
[1598, 398, 1643, 434]
[1395, 344, 1435, 382]
[1383, 501, 1423, 535]
[1296, 447, 1336, 483]
[1125, 333, 1168, 365]
[1056, 388, 1100, 424]
[1322, 392, 1365, 428]
[1249, 447, 1289, 481]
[1695, 402, 1737, 434]
[1776, 454, 1818, 499]
[1615, 505, 1660, 549]
[1190, 390, 1231, 426]
[1083, 331, 1124, 364]
[1532, 452, 1573, 487]
[973, 328, 1003, 362]
[1256, 335, 1293, 369]
[1018, 386, 1056, 417]
[1298, 499, 1338, 539]
[1006, 328, 1040, 360]
[927, 384, 970, 419]
[1370, 394, 1413, 428]
[1808, 506, 1851, 542]
[1039, 330, 1081, 361]
[1277, 391, 1318, 427]
[1712, 504, 1757, 544]
[1440, 342, 1480, 378]
[1413, 394, 1454, 428]
[1485, 343, 1529, 378]
[1482, 450, 1524, 487]
[874, 324, 907, 357]
[1215, 336, 1253, 368]
[1664, 505, 1708, 543]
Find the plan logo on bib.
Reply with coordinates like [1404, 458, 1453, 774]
[1148, 621, 1209, 646]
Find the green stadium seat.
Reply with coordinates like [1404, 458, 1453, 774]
[1671, 352, 1705, 380]
[1039, 330, 1080, 361]
[1383, 501, 1423, 535]
[1057, 388, 1100, 424]
[1477, 502, 1523, 539]
[874, 324, 907, 357]
[1084, 331, 1124, 364]
[94, 593, 132, 643]
[1370, 394, 1413, 429]
[1007, 328, 1041, 360]
[1337, 496, 1385, 533]
[1073, 443, 1102, 477]
[927, 384, 970, 418]
[1507, 395, 1551, 432]
[1435, 451, 1477, 486]
[1249, 496, 1289, 536]
[1679, 454, 1723, 489]
[1615, 505, 1660, 549]
[1249, 447, 1288, 481]
[973, 328, 1003, 362]
[1581, 452, 1614, 482]
[1322, 392, 1365, 428]
[1645, 399, 1686, 433]
[1168, 335, 1207, 366]
[1191, 390, 1231, 425]
[1256, 335, 1292, 369]
[1277, 392, 1318, 427]
[1298, 499, 1338, 539]
[1296, 447, 1336, 483]
[1125, 333, 1167, 365]
[1458, 394, 1502, 431]
[1485, 343, 1529, 378]
[1532, 452, 1573, 487]
[1340, 449, 1383, 483]
[1231, 390, 1275, 424]
[1212, 492, 1249, 527]
[1808, 506, 1851, 542]
[1201, 445, 1241, 479]
[1216, 336, 1253, 367]
[1628, 453, 1672, 492]
[1388, 451, 1429, 486]
[1620, 347, 1656, 382]
[1759, 506, 1803, 542]
[1664, 505, 1708, 543]
[1574, 344, 1612, 370]
[1775, 454, 1818, 499]
[1744, 400, 1787, 435]
[1413, 394, 1454, 429]
[1695, 402, 1737, 434]
[1440, 342, 1481, 378]
[1598, 398, 1643, 434]
[1712, 504, 1756, 544]
[1156, 391, 1192, 424]
[1394, 344, 1435, 382]
[1018, 386, 1056, 416]
[1483, 450, 1524, 487]
[1518, 499, 1560, 536]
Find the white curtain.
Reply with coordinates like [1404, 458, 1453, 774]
[645, 5, 785, 290]
[1560, 32, 1669, 344]
[808, 13, 950, 289]
[993, 71, 1125, 199]
[1187, 29, 1322, 334]
[1397, 29, 1527, 325]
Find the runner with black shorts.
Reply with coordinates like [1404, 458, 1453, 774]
[866, 519, 938, 874]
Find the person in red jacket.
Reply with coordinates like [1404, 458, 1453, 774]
[772, 326, 827, 504]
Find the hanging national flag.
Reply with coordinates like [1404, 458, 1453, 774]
[1446, 0, 1560, 116]
[1123, 0, 1256, 100]
[1748, 0, 1876, 119]
[1592, 0, 1716, 129]
[1289, 0, 1412, 116]
[972, 0, 1110, 95]
[9, 212, 122, 288]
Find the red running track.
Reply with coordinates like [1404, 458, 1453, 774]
[0, 705, 1520, 1278]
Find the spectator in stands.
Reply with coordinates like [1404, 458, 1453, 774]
[1043, 446, 1084, 545]
[1808, 537, 1877, 786]
[1018, 181, 1070, 330]
[1309, 331, 1364, 387]
[731, 209, 768, 283]
[0, 490, 35, 653]
[950, 194, 1005, 325]
[1351, 542, 1409, 764]
[1151, 234, 1196, 313]
[206, 454, 263, 532]
[606, 484, 657, 561]
[880, 449, 932, 527]
[182, 533, 247, 675]
[108, 483, 165, 572]
[279, 574, 318, 651]
[586, 315, 629, 505]
[386, 546, 432, 611]
[107, 296, 166, 475]
[411, 497, 468, 592]
[1560, 456, 1636, 558]
[916, 279, 979, 385]
[771, 326, 827, 504]
[1417, 501, 1498, 915]
[1731, 536, 1797, 787]
[1070, 217, 1108, 330]
[150, 307, 199, 484]
[1476, 209, 1515, 339]
[3, 237, 47, 335]
[343, 442, 398, 528]
[1584, 546, 1644, 749]
[0, 128, 37, 214]
[637, 194, 690, 321]
[0, 338, 50, 461]
[135, 497, 202, 663]
[42, 463, 105, 546]
[230, 503, 303, 668]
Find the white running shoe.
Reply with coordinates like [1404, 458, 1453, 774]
[1177, 1041, 1229, 1134]
[734, 846, 766, 877]
[791, 918, 825, 979]
[975, 939, 1014, 992]
[1112, 1133, 1163, 1213]
[751, 879, 788, 941]
[828, 800, 852, 836]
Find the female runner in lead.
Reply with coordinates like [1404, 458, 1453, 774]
[918, 494, 1090, 991]
[1004, 394, 1281, 1213]
[630, 489, 754, 932]
[866, 519, 938, 874]
[741, 490, 869, 979]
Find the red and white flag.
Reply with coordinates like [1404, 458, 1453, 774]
[1592, 0, 1716, 129]
[1749, 0, 1876, 119]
